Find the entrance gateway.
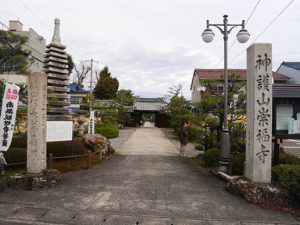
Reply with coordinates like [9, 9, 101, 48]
[131, 98, 170, 128]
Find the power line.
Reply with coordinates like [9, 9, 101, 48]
[214, 0, 261, 68]
[230, 0, 294, 64]
[19, 0, 52, 34]
[0, 20, 8, 30]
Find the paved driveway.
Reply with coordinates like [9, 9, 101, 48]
[0, 128, 299, 225]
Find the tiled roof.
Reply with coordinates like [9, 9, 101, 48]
[281, 62, 300, 71]
[133, 98, 164, 111]
[194, 69, 290, 81]
[273, 84, 300, 98]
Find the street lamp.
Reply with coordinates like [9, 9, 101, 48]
[202, 15, 250, 173]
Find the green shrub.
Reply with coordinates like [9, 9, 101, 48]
[232, 153, 245, 175]
[195, 145, 203, 151]
[272, 164, 300, 199]
[95, 124, 119, 139]
[186, 127, 202, 141]
[10, 136, 27, 148]
[276, 152, 300, 165]
[229, 122, 246, 154]
[73, 130, 79, 137]
[3, 148, 27, 170]
[47, 140, 86, 158]
[203, 148, 219, 167]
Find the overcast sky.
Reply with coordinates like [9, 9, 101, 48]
[1, 0, 299, 99]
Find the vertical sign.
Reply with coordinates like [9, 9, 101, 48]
[0, 84, 20, 151]
[245, 43, 272, 183]
[27, 72, 47, 173]
[89, 111, 95, 134]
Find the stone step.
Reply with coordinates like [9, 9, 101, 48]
[44, 56, 68, 64]
[48, 86, 69, 93]
[48, 108, 70, 114]
[45, 67, 68, 75]
[46, 42, 66, 49]
[48, 93, 69, 99]
[48, 79, 69, 86]
[45, 46, 66, 55]
[48, 101, 70, 106]
[47, 73, 69, 80]
[45, 51, 67, 60]
[44, 61, 68, 69]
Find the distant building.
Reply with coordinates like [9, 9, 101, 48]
[67, 84, 91, 112]
[190, 69, 291, 104]
[276, 62, 300, 84]
[0, 20, 46, 84]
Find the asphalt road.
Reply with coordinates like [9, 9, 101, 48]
[0, 127, 299, 225]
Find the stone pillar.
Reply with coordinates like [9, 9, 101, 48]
[245, 43, 272, 183]
[27, 71, 47, 173]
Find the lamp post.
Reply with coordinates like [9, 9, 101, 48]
[202, 15, 250, 173]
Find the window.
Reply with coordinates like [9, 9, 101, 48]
[70, 96, 83, 104]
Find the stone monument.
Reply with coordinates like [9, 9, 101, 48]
[27, 71, 47, 173]
[44, 18, 71, 121]
[245, 43, 272, 183]
[8, 71, 61, 190]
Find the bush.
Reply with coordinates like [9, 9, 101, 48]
[272, 164, 300, 199]
[10, 136, 27, 148]
[95, 124, 119, 139]
[203, 148, 219, 167]
[186, 127, 202, 141]
[229, 122, 246, 154]
[232, 153, 245, 175]
[47, 140, 86, 158]
[275, 152, 300, 165]
[73, 130, 79, 137]
[195, 145, 203, 151]
[3, 148, 27, 170]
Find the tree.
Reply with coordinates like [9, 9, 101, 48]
[94, 66, 119, 99]
[0, 30, 33, 74]
[95, 102, 118, 125]
[114, 89, 134, 106]
[99, 66, 111, 79]
[67, 54, 74, 75]
[72, 61, 91, 90]
[161, 85, 192, 131]
[196, 72, 246, 144]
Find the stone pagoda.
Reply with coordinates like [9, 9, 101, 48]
[44, 18, 71, 121]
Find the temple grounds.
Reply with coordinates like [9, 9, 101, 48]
[0, 126, 299, 225]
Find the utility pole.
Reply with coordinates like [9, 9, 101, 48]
[84, 59, 99, 111]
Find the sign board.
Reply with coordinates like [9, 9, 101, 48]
[276, 104, 293, 130]
[0, 84, 20, 151]
[47, 121, 73, 142]
[89, 111, 95, 134]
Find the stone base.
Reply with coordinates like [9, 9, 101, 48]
[8, 169, 61, 191]
[227, 177, 293, 207]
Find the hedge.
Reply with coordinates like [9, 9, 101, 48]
[203, 148, 219, 167]
[272, 164, 300, 199]
[3, 148, 27, 170]
[95, 124, 119, 139]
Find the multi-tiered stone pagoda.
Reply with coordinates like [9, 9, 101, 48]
[44, 18, 71, 121]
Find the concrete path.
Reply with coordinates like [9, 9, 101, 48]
[0, 128, 299, 225]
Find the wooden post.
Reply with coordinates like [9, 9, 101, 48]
[49, 153, 53, 170]
[88, 151, 92, 169]
[274, 139, 280, 166]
